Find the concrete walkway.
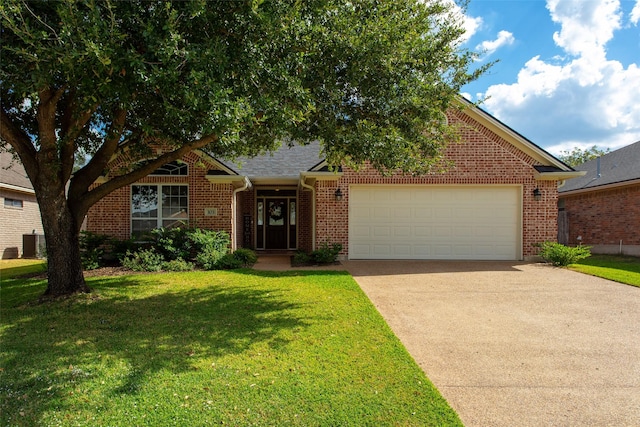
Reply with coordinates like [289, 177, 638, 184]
[341, 260, 640, 427]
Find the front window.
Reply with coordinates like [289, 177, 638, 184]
[131, 185, 188, 238]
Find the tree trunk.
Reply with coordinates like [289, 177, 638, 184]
[38, 194, 90, 297]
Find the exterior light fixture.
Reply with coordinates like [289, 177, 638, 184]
[533, 188, 542, 201]
[334, 187, 343, 201]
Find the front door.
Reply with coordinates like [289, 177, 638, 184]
[265, 199, 288, 249]
[256, 191, 297, 250]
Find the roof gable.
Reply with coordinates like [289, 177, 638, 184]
[219, 142, 324, 179]
[559, 140, 640, 193]
[1, 151, 34, 191]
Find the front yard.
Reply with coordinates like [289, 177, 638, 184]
[0, 265, 461, 426]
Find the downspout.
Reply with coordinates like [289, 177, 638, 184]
[299, 174, 316, 251]
[232, 176, 252, 251]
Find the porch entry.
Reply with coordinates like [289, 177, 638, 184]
[256, 189, 297, 250]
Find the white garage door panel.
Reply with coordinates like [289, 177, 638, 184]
[349, 186, 521, 260]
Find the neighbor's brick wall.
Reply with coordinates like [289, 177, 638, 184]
[0, 189, 43, 258]
[86, 151, 234, 239]
[314, 109, 559, 258]
[561, 184, 640, 246]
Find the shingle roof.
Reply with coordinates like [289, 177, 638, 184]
[0, 151, 33, 190]
[224, 141, 324, 178]
[559, 141, 640, 193]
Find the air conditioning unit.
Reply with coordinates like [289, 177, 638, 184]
[23, 234, 46, 258]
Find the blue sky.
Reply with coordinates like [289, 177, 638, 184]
[458, 0, 640, 155]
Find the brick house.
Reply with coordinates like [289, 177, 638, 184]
[558, 141, 640, 256]
[0, 151, 44, 259]
[87, 103, 583, 261]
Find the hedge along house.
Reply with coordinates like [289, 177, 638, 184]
[86, 102, 584, 261]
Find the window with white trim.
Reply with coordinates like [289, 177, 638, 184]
[131, 184, 188, 238]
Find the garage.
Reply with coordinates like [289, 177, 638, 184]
[348, 185, 521, 260]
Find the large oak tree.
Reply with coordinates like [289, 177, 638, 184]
[1, 0, 487, 297]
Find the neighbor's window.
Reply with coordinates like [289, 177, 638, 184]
[4, 198, 23, 209]
[131, 185, 188, 237]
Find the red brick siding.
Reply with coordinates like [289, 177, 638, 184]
[313, 110, 558, 258]
[86, 151, 234, 239]
[297, 190, 313, 252]
[560, 184, 640, 246]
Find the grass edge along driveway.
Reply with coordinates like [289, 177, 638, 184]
[0, 267, 462, 427]
[570, 254, 640, 287]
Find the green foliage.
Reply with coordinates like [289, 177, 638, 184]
[1, 0, 488, 295]
[558, 145, 610, 166]
[215, 248, 259, 270]
[187, 229, 231, 270]
[537, 241, 592, 267]
[150, 227, 191, 261]
[79, 231, 111, 270]
[292, 250, 312, 266]
[311, 242, 343, 264]
[232, 248, 258, 267]
[121, 249, 165, 272]
[214, 253, 244, 270]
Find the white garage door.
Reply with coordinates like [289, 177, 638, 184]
[349, 185, 521, 260]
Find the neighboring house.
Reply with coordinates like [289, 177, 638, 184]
[0, 151, 44, 259]
[87, 102, 583, 261]
[558, 141, 640, 256]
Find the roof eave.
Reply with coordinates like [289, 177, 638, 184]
[534, 170, 587, 181]
[559, 178, 640, 196]
[0, 182, 35, 195]
[205, 174, 252, 189]
[300, 171, 343, 183]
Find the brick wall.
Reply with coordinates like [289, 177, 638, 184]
[1, 189, 43, 258]
[86, 151, 234, 239]
[561, 184, 640, 246]
[313, 109, 559, 258]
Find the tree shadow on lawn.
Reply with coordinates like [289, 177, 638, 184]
[1, 271, 315, 424]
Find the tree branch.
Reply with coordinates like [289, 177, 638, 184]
[0, 108, 39, 182]
[70, 133, 218, 223]
[68, 107, 127, 202]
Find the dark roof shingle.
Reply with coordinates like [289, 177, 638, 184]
[1, 151, 33, 190]
[559, 141, 640, 193]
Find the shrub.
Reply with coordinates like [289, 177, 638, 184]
[112, 238, 143, 264]
[215, 253, 244, 270]
[537, 241, 591, 266]
[162, 258, 195, 272]
[187, 229, 230, 270]
[292, 250, 311, 266]
[79, 231, 111, 270]
[311, 242, 342, 264]
[232, 248, 258, 267]
[121, 249, 165, 272]
[150, 227, 191, 261]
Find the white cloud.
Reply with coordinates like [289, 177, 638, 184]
[476, 31, 515, 56]
[479, 0, 640, 152]
[632, 0, 640, 24]
[547, 0, 621, 56]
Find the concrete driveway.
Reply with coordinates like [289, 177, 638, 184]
[342, 260, 640, 427]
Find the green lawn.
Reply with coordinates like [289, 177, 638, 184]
[570, 254, 640, 287]
[0, 268, 461, 426]
[0, 259, 46, 280]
